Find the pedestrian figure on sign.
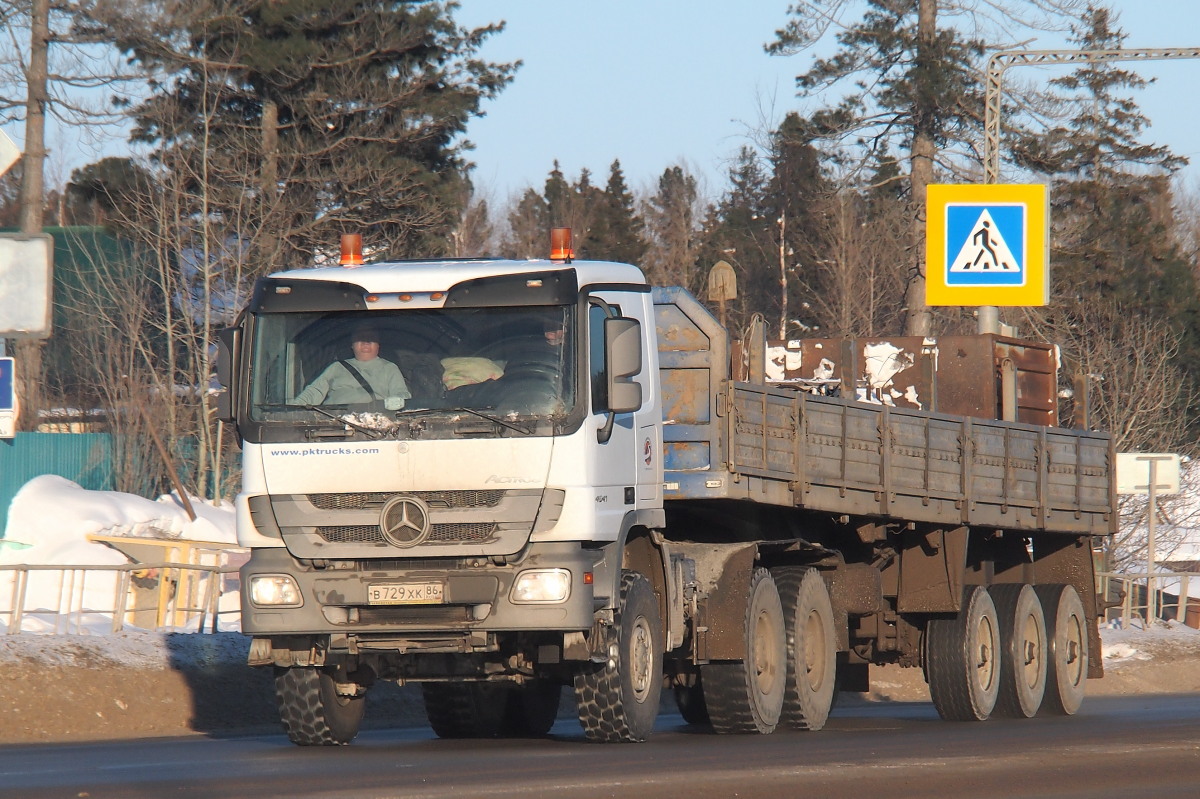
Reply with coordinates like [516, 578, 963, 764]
[967, 221, 1001, 270]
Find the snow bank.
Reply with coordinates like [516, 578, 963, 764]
[1, 475, 235, 565]
[0, 475, 240, 634]
[1100, 618, 1200, 663]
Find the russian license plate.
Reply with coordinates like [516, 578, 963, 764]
[367, 581, 445, 605]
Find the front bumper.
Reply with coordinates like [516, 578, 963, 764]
[240, 541, 597, 637]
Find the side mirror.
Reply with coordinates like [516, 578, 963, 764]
[215, 326, 240, 422]
[604, 316, 642, 414]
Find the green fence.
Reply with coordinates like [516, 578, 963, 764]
[0, 432, 114, 538]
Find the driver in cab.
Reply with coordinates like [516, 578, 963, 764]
[295, 325, 411, 410]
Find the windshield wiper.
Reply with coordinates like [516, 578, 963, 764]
[395, 406, 532, 435]
[296, 404, 387, 440]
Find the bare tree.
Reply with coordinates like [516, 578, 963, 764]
[792, 186, 909, 337]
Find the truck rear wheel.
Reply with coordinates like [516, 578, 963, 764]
[673, 677, 709, 725]
[773, 567, 837, 731]
[274, 666, 366, 746]
[702, 567, 786, 734]
[925, 584, 1000, 721]
[422, 680, 562, 738]
[574, 571, 663, 742]
[1034, 583, 1088, 716]
[421, 683, 508, 738]
[510, 679, 563, 736]
[990, 583, 1047, 718]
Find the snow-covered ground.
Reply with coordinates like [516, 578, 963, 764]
[0, 474, 241, 634]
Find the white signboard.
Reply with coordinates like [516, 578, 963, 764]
[1115, 452, 1181, 495]
[0, 233, 53, 338]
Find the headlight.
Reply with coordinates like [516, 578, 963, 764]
[510, 569, 572, 604]
[249, 574, 303, 606]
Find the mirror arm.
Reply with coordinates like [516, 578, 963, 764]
[597, 411, 615, 444]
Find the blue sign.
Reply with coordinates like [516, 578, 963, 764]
[0, 357, 12, 411]
[945, 204, 1026, 286]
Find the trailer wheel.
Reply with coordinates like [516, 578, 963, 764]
[702, 567, 786, 734]
[925, 585, 1000, 721]
[274, 666, 366, 746]
[573, 571, 663, 742]
[673, 677, 709, 725]
[772, 567, 837, 731]
[1034, 583, 1088, 716]
[990, 583, 1048, 718]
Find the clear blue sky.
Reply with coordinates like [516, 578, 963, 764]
[457, 0, 1200, 202]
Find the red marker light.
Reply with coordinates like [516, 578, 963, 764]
[340, 234, 364, 266]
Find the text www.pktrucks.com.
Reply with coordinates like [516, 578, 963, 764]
[269, 446, 382, 457]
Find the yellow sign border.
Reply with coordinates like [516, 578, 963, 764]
[925, 184, 1048, 306]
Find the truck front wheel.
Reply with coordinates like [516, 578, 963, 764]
[274, 666, 366, 746]
[574, 570, 663, 742]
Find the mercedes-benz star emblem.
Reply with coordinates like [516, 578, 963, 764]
[379, 496, 432, 547]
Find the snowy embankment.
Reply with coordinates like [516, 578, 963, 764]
[0, 474, 241, 634]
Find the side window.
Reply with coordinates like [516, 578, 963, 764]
[588, 304, 608, 412]
[588, 300, 622, 412]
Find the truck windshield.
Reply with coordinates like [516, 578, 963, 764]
[246, 305, 576, 435]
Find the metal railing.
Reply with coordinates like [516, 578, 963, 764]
[1, 562, 241, 635]
[1096, 570, 1197, 629]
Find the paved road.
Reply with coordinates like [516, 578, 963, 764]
[2, 694, 1198, 799]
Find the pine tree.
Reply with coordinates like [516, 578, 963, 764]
[642, 165, 701, 288]
[763, 113, 831, 338]
[769, 1, 1091, 335]
[502, 188, 548, 259]
[122, 0, 518, 271]
[771, 0, 991, 335]
[695, 146, 775, 336]
[1016, 7, 1200, 446]
[581, 160, 645, 264]
[1016, 7, 1187, 302]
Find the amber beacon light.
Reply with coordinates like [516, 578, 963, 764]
[339, 233, 364, 267]
[550, 228, 574, 262]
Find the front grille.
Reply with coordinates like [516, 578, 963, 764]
[319, 525, 385, 544]
[354, 605, 475, 625]
[309, 490, 506, 511]
[316, 522, 499, 545]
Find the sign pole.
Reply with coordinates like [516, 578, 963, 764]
[1146, 459, 1157, 626]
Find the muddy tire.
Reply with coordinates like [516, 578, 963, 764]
[990, 583, 1048, 718]
[773, 567, 837, 731]
[275, 666, 366, 746]
[925, 585, 1000, 721]
[1035, 583, 1088, 716]
[702, 567, 786, 734]
[673, 677, 710, 725]
[421, 682, 508, 738]
[574, 571, 663, 742]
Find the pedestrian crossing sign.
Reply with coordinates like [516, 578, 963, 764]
[926, 184, 1048, 306]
